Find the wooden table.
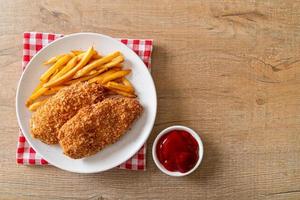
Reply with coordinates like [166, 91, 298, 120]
[1, 0, 300, 199]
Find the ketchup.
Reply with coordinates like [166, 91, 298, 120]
[156, 130, 199, 173]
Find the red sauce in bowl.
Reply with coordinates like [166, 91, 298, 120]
[156, 130, 199, 173]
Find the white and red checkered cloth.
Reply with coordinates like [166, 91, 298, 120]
[16, 32, 153, 171]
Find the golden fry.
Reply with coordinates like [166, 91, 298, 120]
[44, 86, 65, 95]
[102, 70, 131, 84]
[32, 82, 43, 93]
[28, 99, 48, 112]
[122, 78, 133, 87]
[43, 54, 65, 65]
[40, 54, 72, 82]
[86, 65, 118, 76]
[28, 66, 70, 103]
[25, 99, 33, 107]
[113, 78, 124, 83]
[43, 46, 94, 88]
[26, 87, 48, 107]
[109, 88, 136, 98]
[65, 68, 106, 85]
[115, 63, 123, 68]
[88, 68, 121, 84]
[44, 57, 57, 65]
[71, 50, 84, 55]
[77, 52, 85, 60]
[90, 67, 107, 76]
[87, 70, 98, 76]
[88, 53, 102, 64]
[69, 52, 76, 57]
[91, 51, 101, 59]
[50, 69, 60, 79]
[52, 56, 78, 79]
[106, 81, 134, 93]
[77, 49, 97, 61]
[103, 55, 124, 70]
[94, 64, 121, 71]
[65, 72, 101, 85]
[27, 55, 78, 106]
[26, 56, 78, 105]
[43, 89, 56, 96]
[73, 51, 121, 78]
[47, 69, 59, 82]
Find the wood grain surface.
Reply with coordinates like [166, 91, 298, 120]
[0, 0, 300, 199]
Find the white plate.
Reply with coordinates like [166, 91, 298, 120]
[16, 33, 157, 173]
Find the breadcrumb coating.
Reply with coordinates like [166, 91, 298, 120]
[30, 82, 105, 144]
[58, 97, 143, 159]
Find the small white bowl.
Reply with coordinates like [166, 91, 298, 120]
[152, 125, 204, 176]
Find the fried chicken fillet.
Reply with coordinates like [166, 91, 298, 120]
[58, 97, 143, 159]
[30, 82, 105, 144]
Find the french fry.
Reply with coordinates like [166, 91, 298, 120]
[26, 50, 89, 105]
[44, 57, 57, 65]
[50, 69, 60, 79]
[43, 54, 65, 65]
[94, 64, 121, 72]
[106, 81, 134, 93]
[102, 70, 131, 84]
[73, 51, 121, 78]
[71, 50, 84, 55]
[44, 89, 56, 96]
[32, 82, 43, 93]
[28, 99, 48, 112]
[69, 52, 76, 57]
[115, 63, 123, 68]
[122, 78, 133, 87]
[65, 77, 90, 85]
[40, 54, 72, 82]
[88, 68, 121, 84]
[77, 52, 85, 60]
[26, 87, 48, 107]
[113, 78, 124, 83]
[87, 70, 98, 76]
[25, 82, 44, 107]
[43, 46, 95, 88]
[109, 88, 137, 98]
[27, 64, 72, 103]
[44, 86, 65, 95]
[91, 51, 101, 59]
[103, 55, 124, 70]
[65, 72, 102, 85]
[88, 53, 102, 65]
[77, 49, 97, 61]
[52, 56, 78, 79]
[26, 100, 33, 107]
[65, 68, 106, 85]
[47, 69, 59, 83]
[86, 65, 120, 76]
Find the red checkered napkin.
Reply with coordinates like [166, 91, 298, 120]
[17, 32, 153, 171]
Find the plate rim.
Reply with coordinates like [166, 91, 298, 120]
[15, 32, 157, 173]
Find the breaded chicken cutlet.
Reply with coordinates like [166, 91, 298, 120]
[58, 97, 143, 159]
[30, 82, 105, 144]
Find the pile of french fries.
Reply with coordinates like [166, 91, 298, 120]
[26, 46, 136, 112]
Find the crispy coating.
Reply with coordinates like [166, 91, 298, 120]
[30, 82, 105, 144]
[58, 97, 143, 159]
